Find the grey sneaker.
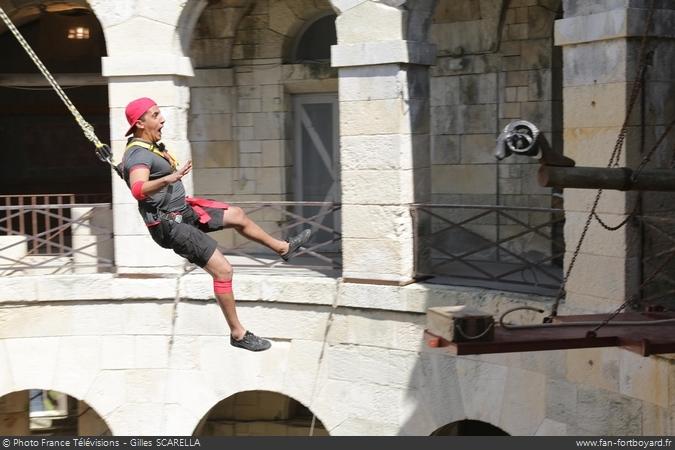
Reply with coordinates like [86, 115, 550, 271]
[281, 229, 312, 261]
[230, 331, 271, 352]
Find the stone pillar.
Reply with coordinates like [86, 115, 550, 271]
[101, 12, 196, 273]
[71, 206, 114, 274]
[555, 1, 675, 313]
[332, 0, 435, 284]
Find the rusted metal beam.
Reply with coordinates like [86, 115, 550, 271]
[538, 166, 675, 192]
[425, 312, 675, 357]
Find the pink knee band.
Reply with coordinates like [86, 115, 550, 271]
[214, 279, 233, 294]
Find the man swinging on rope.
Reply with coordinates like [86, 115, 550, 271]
[119, 97, 311, 352]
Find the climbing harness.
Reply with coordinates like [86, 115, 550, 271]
[125, 140, 179, 171]
[0, 6, 120, 177]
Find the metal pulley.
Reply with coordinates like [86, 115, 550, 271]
[495, 120, 542, 160]
[494, 119, 675, 192]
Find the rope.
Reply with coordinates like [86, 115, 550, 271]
[0, 6, 118, 173]
[307, 282, 341, 436]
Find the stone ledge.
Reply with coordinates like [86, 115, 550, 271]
[555, 8, 675, 46]
[0, 272, 548, 316]
[331, 41, 437, 67]
[102, 55, 194, 77]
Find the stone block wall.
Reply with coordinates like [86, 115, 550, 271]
[1, 274, 674, 436]
[556, 1, 675, 313]
[428, 0, 562, 268]
[188, 0, 337, 250]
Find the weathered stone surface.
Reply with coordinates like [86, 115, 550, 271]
[566, 347, 621, 393]
[52, 337, 103, 399]
[106, 403, 164, 435]
[342, 169, 415, 204]
[534, 418, 567, 436]
[619, 351, 670, 408]
[342, 237, 415, 281]
[432, 165, 497, 194]
[455, 357, 508, 428]
[574, 385, 642, 435]
[460, 134, 499, 164]
[188, 113, 233, 141]
[190, 68, 235, 87]
[332, 41, 437, 67]
[5, 338, 60, 391]
[342, 205, 412, 240]
[194, 168, 235, 195]
[562, 41, 627, 87]
[500, 367, 546, 435]
[459, 73, 498, 104]
[564, 253, 640, 304]
[545, 378, 578, 425]
[336, 1, 405, 43]
[342, 134, 416, 170]
[432, 135, 461, 164]
[563, 211, 638, 258]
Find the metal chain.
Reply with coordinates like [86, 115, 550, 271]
[548, 0, 656, 318]
[591, 240, 675, 334]
[592, 204, 638, 231]
[0, 6, 103, 149]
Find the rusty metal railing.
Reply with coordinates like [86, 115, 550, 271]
[0, 195, 114, 276]
[217, 201, 342, 272]
[0, 197, 342, 276]
[0, 198, 569, 293]
[412, 203, 565, 295]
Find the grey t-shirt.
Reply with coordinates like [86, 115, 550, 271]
[121, 140, 186, 225]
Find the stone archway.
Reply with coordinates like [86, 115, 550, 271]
[431, 419, 509, 436]
[0, 389, 111, 436]
[193, 390, 329, 436]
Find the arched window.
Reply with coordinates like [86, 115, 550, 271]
[292, 14, 336, 63]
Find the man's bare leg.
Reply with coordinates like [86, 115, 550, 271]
[203, 250, 245, 338]
[203, 249, 270, 351]
[222, 206, 289, 255]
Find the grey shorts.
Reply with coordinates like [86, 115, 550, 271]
[148, 206, 227, 267]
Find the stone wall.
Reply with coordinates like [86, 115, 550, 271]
[556, 0, 675, 313]
[188, 0, 338, 250]
[0, 273, 673, 435]
[428, 0, 562, 267]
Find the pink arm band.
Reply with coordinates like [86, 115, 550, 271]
[131, 181, 147, 200]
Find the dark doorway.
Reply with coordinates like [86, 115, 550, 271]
[0, 6, 110, 200]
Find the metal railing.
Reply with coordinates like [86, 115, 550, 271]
[0, 197, 342, 276]
[0, 195, 114, 276]
[217, 201, 342, 273]
[2, 196, 571, 296]
[412, 203, 565, 295]
[639, 214, 675, 310]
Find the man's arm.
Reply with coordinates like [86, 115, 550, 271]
[128, 160, 193, 200]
